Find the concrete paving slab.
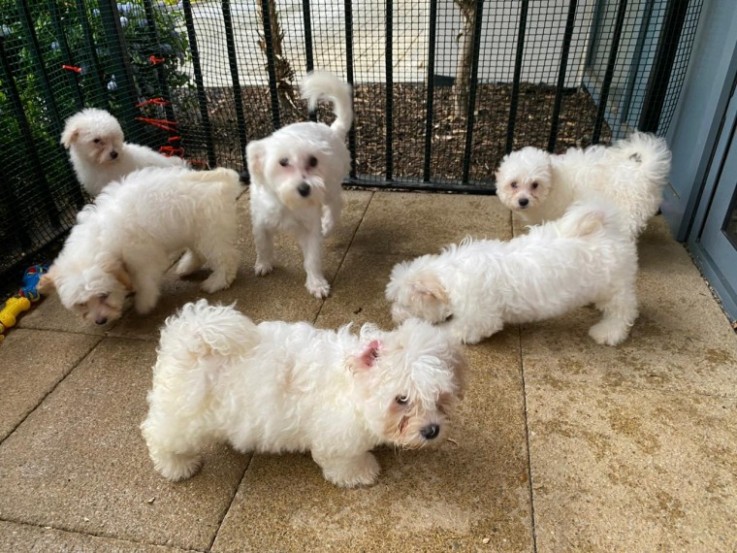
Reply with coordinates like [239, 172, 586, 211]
[211, 333, 533, 553]
[527, 384, 737, 552]
[520, 216, 737, 396]
[0, 328, 100, 441]
[0, 520, 193, 553]
[351, 192, 511, 256]
[0, 338, 248, 551]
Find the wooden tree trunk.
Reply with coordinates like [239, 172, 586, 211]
[257, 0, 300, 119]
[453, 0, 476, 121]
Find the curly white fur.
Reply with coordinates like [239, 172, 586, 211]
[246, 71, 353, 298]
[494, 132, 672, 238]
[140, 300, 466, 488]
[61, 107, 188, 196]
[386, 201, 639, 346]
[38, 167, 243, 325]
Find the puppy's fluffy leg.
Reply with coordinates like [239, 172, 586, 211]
[175, 250, 204, 277]
[253, 223, 276, 276]
[131, 256, 169, 314]
[298, 227, 330, 298]
[321, 192, 344, 237]
[313, 450, 380, 488]
[448, 314, 504, 345]
[589, 285, 639, 346]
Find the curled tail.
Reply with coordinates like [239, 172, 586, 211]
[300, 71, 354, 140]
[160, 299, 260, 360]
[191, 167, 246, 199]
[613, 132, 672, 192]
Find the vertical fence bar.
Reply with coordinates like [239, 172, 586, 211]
[98, 0, 142, 135]
[142, 0, 177, 125]
[222, 0, 249, 168]
[75, 0, 108, 104]
[505, 0, 529, 154]
[385, 0, 394, 181]
[260, 0, 281, 131]
[592, 0, 628, 143]
[344, 0, 357, 179]
[48, 0, 85, 109]
[0, 36, 60, 230]
[182, 0, 217, 167]
[302, 0, 317, 122]
[638, 0, 689, 133]
[461, 0, 485, 184]
[423, 0, 438, 182]
[547, 0, 578, 152]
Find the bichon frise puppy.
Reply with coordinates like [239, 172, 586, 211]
[61, 107, 188, 196]
[246, 71, 352, 298]
[494, 132, 672, 238]
[386, 201, 638, 346]
[141, 299, 466, 488]
[38, 167, 242, 325]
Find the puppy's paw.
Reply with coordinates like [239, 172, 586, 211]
[321, 214, 335, 237]
[588, 320, 629, 346]
[306, 275, 330, 299]
[201, 272, 232, 294]
[152, 452, 202, 482]
[134, 293, 158, 315]
[254, 261, 274, 277]
[321, 453, 380, 488]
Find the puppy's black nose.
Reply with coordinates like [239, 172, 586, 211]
[297, 183, 311, 197]
[110, 150, 118, 160]
[421, 424, 440, 440]
[95, 316, 108, 325]
[518, 197, 529, 207]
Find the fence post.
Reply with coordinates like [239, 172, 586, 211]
[423, 0, 438, 183]
[461, 0, 484, 184]
[222, 0, 249, 169]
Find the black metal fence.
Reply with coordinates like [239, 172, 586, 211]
[0, 0, 702, 291]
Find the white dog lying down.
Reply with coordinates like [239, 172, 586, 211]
[386, 201, 639, 346]
[39, 167, 242, 325]
[246, 71, 353, 298]
[141, 300, 466, 488]
[494, 132, 672, 238]
[61, 107, 188, 196]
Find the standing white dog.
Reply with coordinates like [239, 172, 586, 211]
[246, 71, 352, 298]
[494, 132, 672, 238]
[141, 300, 466, 488]
[61, 107, 188, 196]
[386, 202, 639, 346]
[39, 167, 242, 325]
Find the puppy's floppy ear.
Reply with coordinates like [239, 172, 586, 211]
[245, 140, 266, 183]
[37, 266, 58, 295]
[350, 339, 382, 372]
[99, 255, 134, 292]
[60, 120, 80, 149]
[411, 272, 449, 305]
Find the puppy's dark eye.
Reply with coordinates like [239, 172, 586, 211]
[444, 314, 453, 322]
[531, 181, 539, 189]
[93, 138, 101, 144]
[98, 293, 109, 300]
[395, 395, 409, 405]
[279, 158, 289, 167]
[308, 155, 318, 168]
[510, 180, 518, 189]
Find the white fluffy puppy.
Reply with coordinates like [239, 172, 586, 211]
[141, 299, 466, 488]
[61, 107, 188, 196]
[246, 71, 352, 298]
[38, 167, 242, 325]
[386, 202, 639, 346]
[494, 132, 672, 238]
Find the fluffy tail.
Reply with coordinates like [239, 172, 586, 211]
[612, 132, 672, 192]
[190, 167, 246, 198]
[160, 299, 260, 360]
[555, 201, 624, 239]
[300, 71, 353, 140]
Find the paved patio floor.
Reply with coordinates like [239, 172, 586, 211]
[2, 190, 736, 552]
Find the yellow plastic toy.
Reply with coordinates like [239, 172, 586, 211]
[0, 296, 31, 333]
